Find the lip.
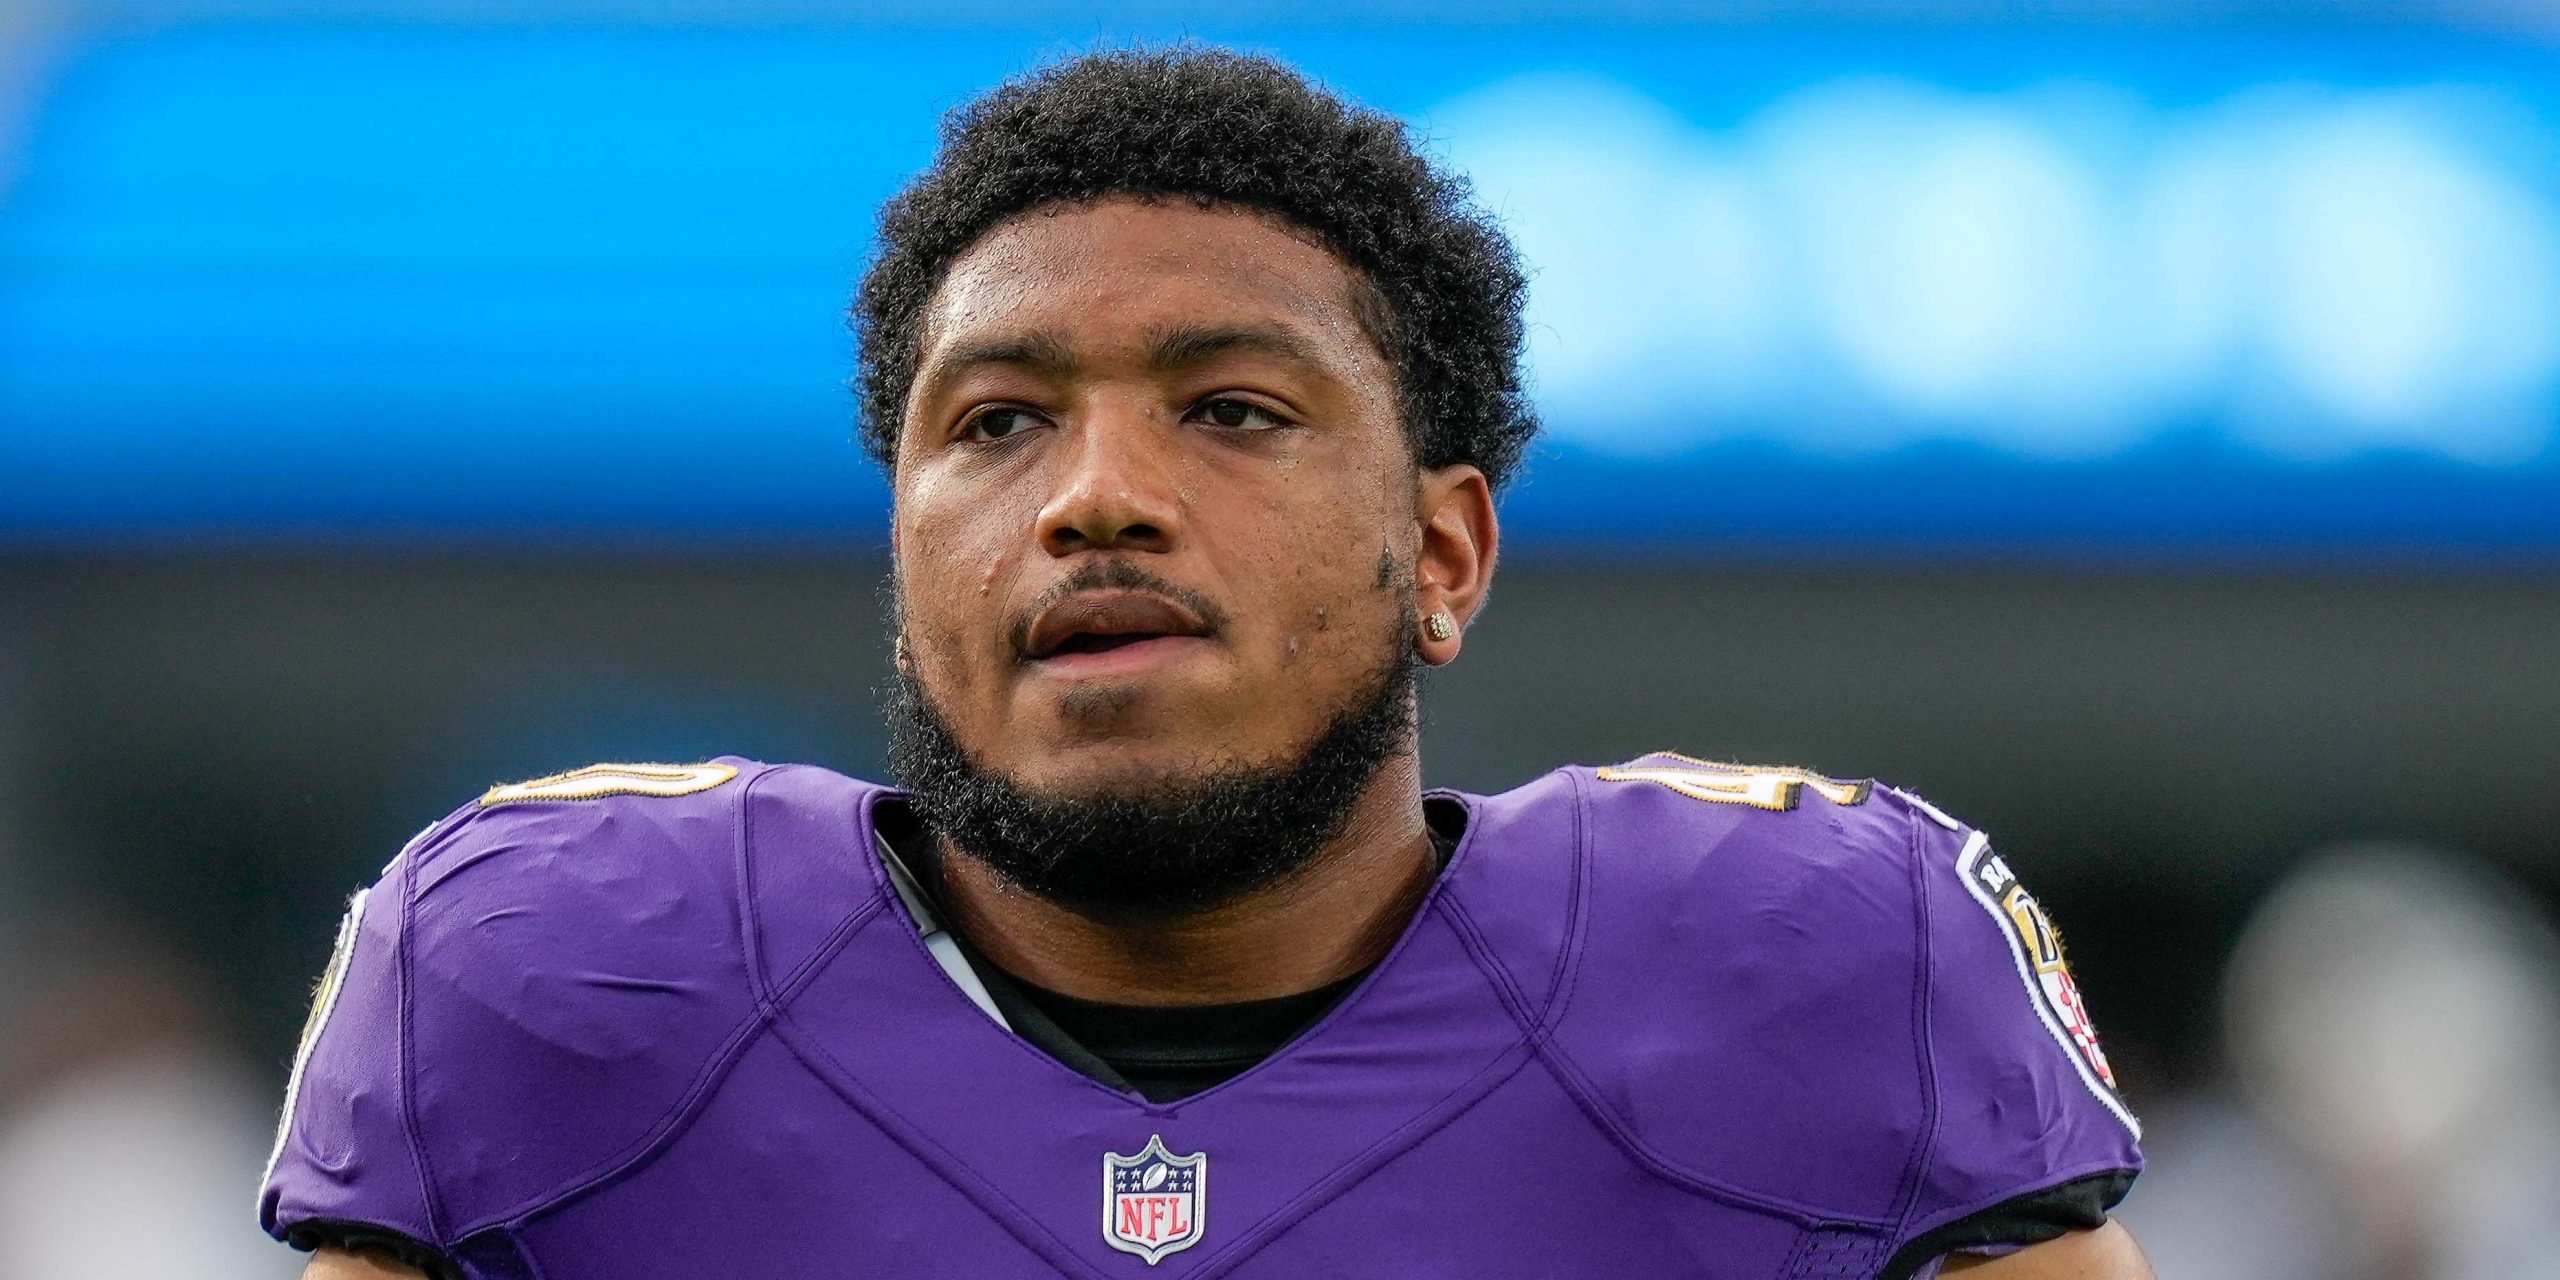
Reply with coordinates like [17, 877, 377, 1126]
[1021, 589, 1214, 667]
[1024, 632, 1213, 678]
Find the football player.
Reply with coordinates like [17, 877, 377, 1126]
[263, 49, 2149, 1279]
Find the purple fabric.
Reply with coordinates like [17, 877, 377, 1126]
[262, 754, 2141, 1276]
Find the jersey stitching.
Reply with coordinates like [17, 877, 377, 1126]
[1434, 771, 1590, 1040]
[1444, 885, 1858, 1223]
[469, 1005, 787, 1235]
[1183, 1036, 1544, 1279]
[1438, 896, 1537, 1033]
[766, 1007, 1115, 1280]
[482, 900, 885, 1239]
[506, 1224, 553, 1280]
[769, 892, 886, 1008]
[737, 766, 892, 1009]
[1537, 768, 1594, 1032]
[1890, 799, 1945, 1236]
[850, 856, 1162, 1107]
[772, 900, 1549, 1277]
[372, 802, 488, 1246]
[838, 792, 1156, 1104]
[766, 781, 900, 1005]
[1525, 1034, 1868, 1228]
[454, 774, 884, 1239]
[395, 845, 450, 1244]
[1512, 770, 1892, 1229]
[1413, 787, 1540, 1028]
[850, 787, 1519, 1116]
[736, 765, 778, 1004]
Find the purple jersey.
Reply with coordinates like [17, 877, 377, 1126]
[260, 753, 2141, 1277]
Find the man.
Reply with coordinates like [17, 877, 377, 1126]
[261, 48, 2148, 1279]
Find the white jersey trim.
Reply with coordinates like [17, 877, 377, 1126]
[875, 833, 1009, 1031]
[259, 886, 371, 1204]
[1951, 831, 2142, 1139]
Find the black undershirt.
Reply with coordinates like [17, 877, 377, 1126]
[892, 795, 1465, 1104]
[985, 962, 1372, 1102]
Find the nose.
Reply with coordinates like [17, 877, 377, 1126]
[1036, 406, 1182, 557]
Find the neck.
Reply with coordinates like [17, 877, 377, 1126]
[933, 757, 1436, 1005]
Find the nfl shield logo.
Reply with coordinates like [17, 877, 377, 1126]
[1102, 1135, 1206, 1265]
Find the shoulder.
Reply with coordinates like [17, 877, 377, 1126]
[373, 757, 888, 1231]
[1576, 749, 1931, 903]
[393, 759, 766, 1022]
[1561, 751, 1947, 993]
[1444, 754, 1938, 1000]
[396, 757, 892, 972]
[1521, 752, 2141, 1229]
[1535, 753, 1980, 1220]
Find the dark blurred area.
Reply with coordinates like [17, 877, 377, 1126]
[6, 1, 2560, 1276]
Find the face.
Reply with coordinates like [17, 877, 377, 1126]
[891, 197, 1486, 808]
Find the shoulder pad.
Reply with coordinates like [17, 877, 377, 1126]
[1550, 753, 1938, 1222]
[395, 758, 768, 1231]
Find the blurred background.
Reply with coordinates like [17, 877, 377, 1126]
[4, 0, 2558, 1275]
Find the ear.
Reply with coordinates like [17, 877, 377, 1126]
[1412, 464, 1497, 667]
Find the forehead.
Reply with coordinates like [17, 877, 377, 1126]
[917, 197, 1383, 372]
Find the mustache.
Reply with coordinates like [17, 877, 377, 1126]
[1004, 559, 1233, 659]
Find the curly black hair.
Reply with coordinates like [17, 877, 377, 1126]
[853, 47, 1536, 490]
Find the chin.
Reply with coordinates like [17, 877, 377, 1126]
[1008, 736, 1271, 800]
[1031, 663, 1233, 733]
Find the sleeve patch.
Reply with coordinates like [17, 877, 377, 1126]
[1595, 752, 1873, 812]
[1953, 834, 2140, 1138]
[479, 761, 738, 807]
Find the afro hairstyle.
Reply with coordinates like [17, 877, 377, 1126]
[852, 46, 1537, 491]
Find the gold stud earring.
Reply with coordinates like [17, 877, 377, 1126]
[1424, 611, 1457, 642]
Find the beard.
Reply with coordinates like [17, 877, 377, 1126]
[883, 617, 1419, 919]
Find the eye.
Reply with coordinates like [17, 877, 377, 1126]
[959, 406, 1048, 443]
[1189, 397, 1292, 432]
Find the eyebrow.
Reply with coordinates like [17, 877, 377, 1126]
[916, 321, 1329, 407]
[1142, 322, 1326, 371]
[925, 330, 1079, 387]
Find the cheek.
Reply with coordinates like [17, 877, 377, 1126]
[895, 498, 1027, 698]
[1261, 530, 1407, 680]
[893, 574, 975, 698]
[1255, 469, 1405, 619]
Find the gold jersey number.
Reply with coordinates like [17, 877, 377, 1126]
[1594, 752, 1872, 812]
[479, 761, 739, 807]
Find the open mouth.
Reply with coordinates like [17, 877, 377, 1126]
[1022, 590, 1214, 665]
[1046, 630, 1173, 657]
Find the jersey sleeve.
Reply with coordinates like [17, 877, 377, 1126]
[258, 824, 448, 1262]
[258, 761, 764, 1277]
[1890, 788, 2143, 1259]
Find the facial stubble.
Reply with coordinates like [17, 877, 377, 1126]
[885, 597, 1420, 920]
